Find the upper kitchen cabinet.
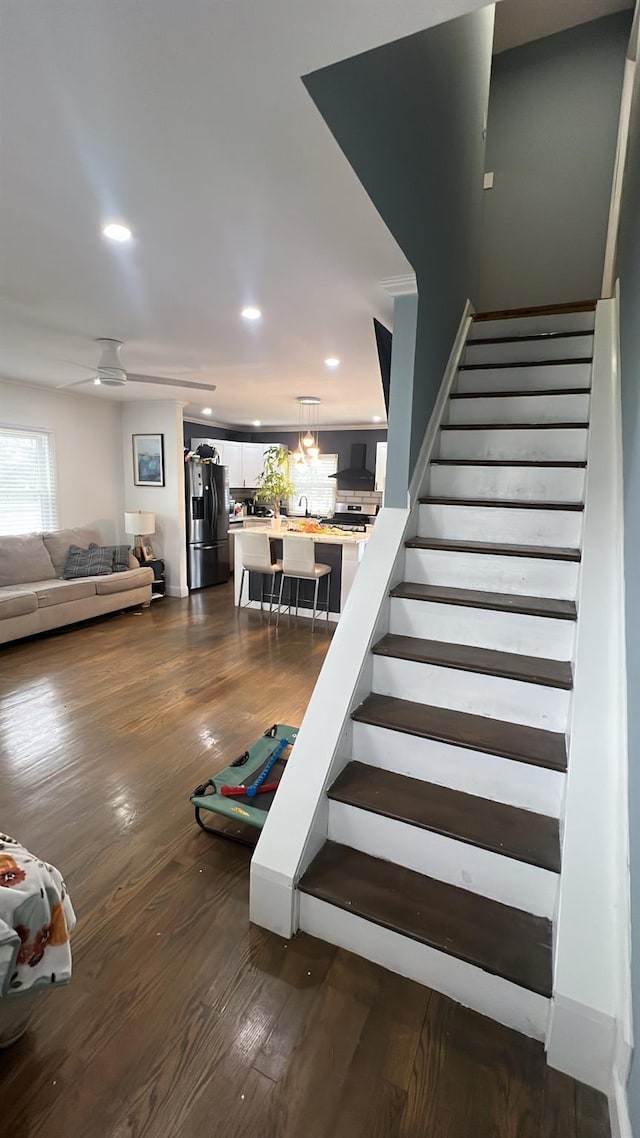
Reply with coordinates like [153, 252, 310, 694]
[222, 441, 244, 487]
[242, 442, 268, 488]
[375, 441, 387, 494]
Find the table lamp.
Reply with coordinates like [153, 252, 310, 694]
[124, 511, 156, 562]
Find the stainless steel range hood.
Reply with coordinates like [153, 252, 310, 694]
[329, 443, 375, 491]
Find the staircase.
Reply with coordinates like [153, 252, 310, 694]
[296, 301, 596, 1040]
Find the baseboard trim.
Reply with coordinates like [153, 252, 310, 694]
[166, 585, 189, 598]
[546, 992, 615, 1094]
[610, 1073, 632, 1138]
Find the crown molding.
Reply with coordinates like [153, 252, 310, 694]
[379, 272, 417, 297]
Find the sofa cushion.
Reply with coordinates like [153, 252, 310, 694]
[63, 544, 113, 579]
[91, 567, 154, 595]
[31, 579, 97, 607]
[43, 528, 103, 576]
[0, 589, 38, 619]
[0, 534, 56, 587]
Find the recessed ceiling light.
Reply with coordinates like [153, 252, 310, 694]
[252, 420, 261, 426]
[373, 416, 382, 423]
[102, 223, 132, 242]
[324, 357, 340, 368]
[241, 306, 261, 321]
[202, 407, 212, 415]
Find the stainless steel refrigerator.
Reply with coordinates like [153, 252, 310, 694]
[185, 460, 230, 589]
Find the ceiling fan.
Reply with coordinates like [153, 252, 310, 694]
[57, 338, 217, 393]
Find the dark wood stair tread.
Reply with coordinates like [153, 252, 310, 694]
[459, 358, 592, 371]
[472, 299, 597, 321]
[419, 496, 583, 511]
[440, 421, 589, 430]
[328, 762, 561, 872]
[351, 693, 567, 771]
[431, 459, 587, 467]
[390, 581, 577, 621]
[372, 633, 572, 690]
[449, 387, 590, 399]
[298, 842, 553, 996]
[468, 331, 593, 346]
[406, 536, 581, 561]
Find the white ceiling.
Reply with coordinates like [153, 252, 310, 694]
[0, 0, 633, 428]
[494, 0, 634, 53]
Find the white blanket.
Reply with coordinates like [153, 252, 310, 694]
[0, 833, 75, 998]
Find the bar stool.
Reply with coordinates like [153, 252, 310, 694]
[276, 536, 331, 631]
[237, 532, 282, 617]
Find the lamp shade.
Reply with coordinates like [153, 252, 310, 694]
[124, 510, 155, 535]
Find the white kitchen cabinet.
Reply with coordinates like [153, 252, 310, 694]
[222, 441, 244, 487]
[375, 441, 388, 493]
[242, 442, 267, 488]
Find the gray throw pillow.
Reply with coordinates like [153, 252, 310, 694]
[98, 544, 131, 572]
[63, 544, 114, 579]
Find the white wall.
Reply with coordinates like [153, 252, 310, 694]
[0, 379, 123, 540]
[121, 400, 187, 597]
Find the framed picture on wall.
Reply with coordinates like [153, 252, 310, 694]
[133, 434, 164, 486]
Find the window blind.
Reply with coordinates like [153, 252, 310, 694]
[0, 427, 58, 536]
[288, 454, 338, 517]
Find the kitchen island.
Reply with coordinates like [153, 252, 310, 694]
[233, 524, 369, 619]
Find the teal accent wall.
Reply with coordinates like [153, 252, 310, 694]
[479, 12, 631, 310]
[303, 7, 494, 498]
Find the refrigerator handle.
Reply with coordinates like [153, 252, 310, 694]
[211, 473, 218, 530]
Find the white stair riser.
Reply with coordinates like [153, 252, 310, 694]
[463, 335, 593, 365]
[447, 393, 590, 425]
[417, 503, 582, 547]
[469, 313, 595, 339]
[351, 721, 565, 817]
[404, 547, 579, 600]
[428, 463, 585, 502]
[299, 894, 550, 1041]
[371, 654, 570, 732]
[438, 427, 588, 462]
[456, 362, 592, 392]
[327, 800, 558, 918]
[389, 597, 575, 660]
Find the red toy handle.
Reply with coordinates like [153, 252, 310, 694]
[220, 780, 280, 798]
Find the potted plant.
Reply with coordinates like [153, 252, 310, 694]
[255, 445, 294, 529]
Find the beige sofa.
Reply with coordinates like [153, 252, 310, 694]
[0, 527, 154, 646]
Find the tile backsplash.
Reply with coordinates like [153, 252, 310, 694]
[336, 490, 382, 511]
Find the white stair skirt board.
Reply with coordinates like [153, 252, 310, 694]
[446, 393, 590, 425]
[389, 597, 575, 660]
[404, 547, 579, 600]
[327, 800, 558, 919]
[455, 362, 592, 393]
[417, 503, 583, 547]
[437, 426, 588, 462]
[428, 463, 586, 503]
[371, 654, 570, 733]
[351, 721, 565, 817]
[463, 335, 594, 366]
[468, 313, 595, 339]
[299, 893, 550, 1041]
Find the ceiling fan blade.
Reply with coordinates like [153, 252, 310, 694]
[56, 376, 98, 389]
[126, 373, 217, 392]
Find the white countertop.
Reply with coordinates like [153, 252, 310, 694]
[232, 522, 369, 545]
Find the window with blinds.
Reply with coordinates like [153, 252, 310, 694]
[0, 427, 58, 536]
[288, 453, 338, 517]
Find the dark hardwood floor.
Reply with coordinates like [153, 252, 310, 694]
[0, 584, 609, 1137]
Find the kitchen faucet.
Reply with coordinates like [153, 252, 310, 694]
[298, 495, 310, 517]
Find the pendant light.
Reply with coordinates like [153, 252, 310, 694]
[296, 396, 321, 462]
